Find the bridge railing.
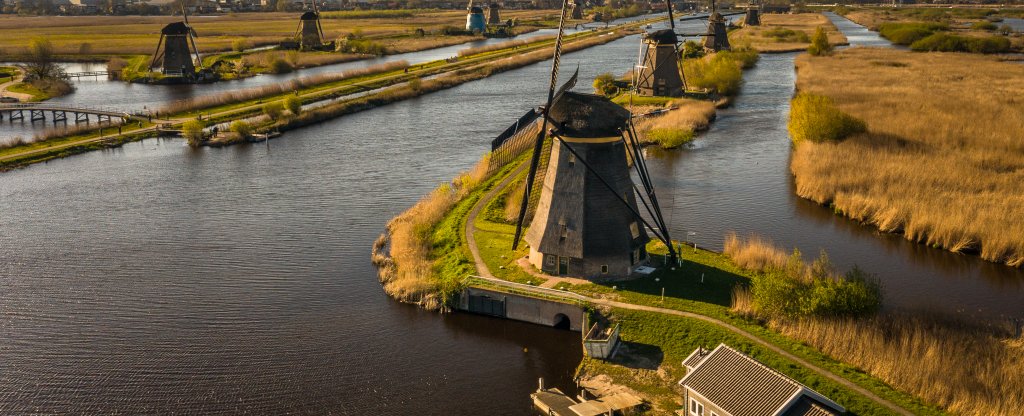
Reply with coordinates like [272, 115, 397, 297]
[0, 103, 134, 118]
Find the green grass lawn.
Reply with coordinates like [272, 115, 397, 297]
[7, 82, 47, 101]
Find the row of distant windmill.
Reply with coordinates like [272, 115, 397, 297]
[491, 0, 763, 279]
[149, 1, 331, 81]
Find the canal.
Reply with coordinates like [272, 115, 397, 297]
[1, 12, 1021, 414]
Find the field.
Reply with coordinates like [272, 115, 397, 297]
[0, 9, 560, 58]
[844, 7, 1024, 52]
[790, 47, 1024, 266]
[729, 13, 847, 52]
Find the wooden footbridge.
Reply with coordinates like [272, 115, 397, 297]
[66, 71, 112, 80]
[0, 103, 137, 124]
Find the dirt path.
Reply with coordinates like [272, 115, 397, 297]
[0, 74, 32, 102]
[463, 164, 915, 416]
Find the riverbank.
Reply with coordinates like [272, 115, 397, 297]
[790, 47, 1024, 267]
[729, 12, 848, 53]
[840, 7, 1023, 53]
[0, 18, 655, 171]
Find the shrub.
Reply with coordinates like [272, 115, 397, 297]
[998, 24, 1014, 35]
[268, 58, 293, 74]
[592, 72, 618, 96]
[910, 32, 1011, 54]
[232, 39, 253, 52]
[78, 42, 92, 54]
[684, 53, 743, 95]
[646, 128, 694, 148]
[681, 40, 703, 59]
[284, 95, 302, 115]
[763, 27, 810, 43]
[877, 22, 948, 45]
[807, 27, 833, 56]
[263, 101, 284, 120]
[229, 120, 252, 138]
[719, 47, 759, 69]
[182, 120, 205, 146]
[407, 76, 422, 92]
[788, 93, 866, 144]
[972, 21, 998, 31]
[340, 39, 388, 56]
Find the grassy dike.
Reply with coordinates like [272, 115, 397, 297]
[0, 18, 658, 172]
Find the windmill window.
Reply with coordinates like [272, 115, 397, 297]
[601, 265, 609, 274]
[630, 222, 639, 239]
[568, 152, 576, 165]
[560, 224, 568, 241]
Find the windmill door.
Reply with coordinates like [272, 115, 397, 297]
[558, 257, 569, 275]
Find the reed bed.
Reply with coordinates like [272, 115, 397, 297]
[456, 35, 556, 57]
[729, 13, 847, 52]
[772, 315, 1024, 415]
[376, 155, 491, 310]
[157, 60, 408, 115]
[631, 98, 716, 148]
[791, 48, 1024, 266]
[724, 233, 1024, 414]
[239, 51, 362, 71]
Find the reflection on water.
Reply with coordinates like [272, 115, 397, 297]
[1, 10, 1022, 414]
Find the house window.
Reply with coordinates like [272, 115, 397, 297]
[601, 265, 608, 274]
[689, 398, 704, 416]
[630, 221, 639, 239]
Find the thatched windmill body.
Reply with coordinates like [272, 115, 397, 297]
[150, 6, 203, 77]
[490, 0, 678, 280]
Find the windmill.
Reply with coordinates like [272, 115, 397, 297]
[149, 3, 203, 77]
[570, 0, 584, 20]
[466, 0, 487, 32]
[702, 0, 731, 52]
[489, 0, 678, 279]
[742, 0, 760, 26]
[487, 2, 501, 25]
[634, 0, 741, 96]
[296, 0, 327, 51]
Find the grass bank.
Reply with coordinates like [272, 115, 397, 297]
[729, 13, 848, 53]
[790, 47, 1024, 266]
[846, 8, 1022, 53]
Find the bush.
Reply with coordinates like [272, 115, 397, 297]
[684, 53, 743, 95]
[263, 101, 284, 120]
[229, 120, 252, 138]
[998, 24, 1014, 35]
[807, 27, 833, 56]
[763, 27, 810, 43]
[592, 72, 618, 96]
[788, 93, 866, 144]
[232, 39, 253, 52]
[78, 42, 92, 54]
[182, 120, 205, 146]
[972, 21, 998, 31]
[284, 95, 302, 115]
[268, 58, 293, 74]
[646, 128, 694, 148]
[681, 40, 704, 59]
[719, 47, 759, 69]
[877, 22, 948, 45]
[339, 39, 388, 56]
[910, 32, 1011, 54]
[407, 76, 422, 92]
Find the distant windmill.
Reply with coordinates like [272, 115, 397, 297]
[490, 0, 678, 279]
[149, 3, 203, 77]
[296, 1, 327, 51]
[702, 0, 731, 52]
[487, 2, 501, 25]
[466, 0, 487, 32]
[634, 0, 741, 96]
[742, 0, 760, 26]
[570, 0, 584, 20]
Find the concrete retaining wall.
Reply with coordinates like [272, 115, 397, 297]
[456, 286, 585, 332]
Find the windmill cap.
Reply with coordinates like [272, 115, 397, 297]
[470, 6, 484, 13]
[161, 21, 191, 35]
[549, 92, 630, 138]
[644, 29, 678, 44]
[300, 11, 319, 20]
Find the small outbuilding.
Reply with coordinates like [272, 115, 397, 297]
[678, 344, 846, 416]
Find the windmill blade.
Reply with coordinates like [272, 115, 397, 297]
[511, 0, 570, 250]
[312, 0, 325, 43]
[182, 1, 203, 69]
[491, 109, 540, 151]
[665, 0, 675, 30]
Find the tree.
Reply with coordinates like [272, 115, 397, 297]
[229, 120, 252, 138]
[182, 120, 205, 146]
[284, 96, 302, 116]
[263, 101, 284, 120]
[807, 27, 833, 56]
[592, 72, 618, 96]
[23, 38, 66, 81]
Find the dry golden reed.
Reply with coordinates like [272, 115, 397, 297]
[729, 13, 847, 52]
[791, 48, 1024, 266]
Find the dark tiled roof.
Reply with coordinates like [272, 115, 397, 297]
[679, 344, 844, 416]
[783, 396, 842, 416]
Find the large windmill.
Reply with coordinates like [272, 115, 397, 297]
[633, 0, 743, 97]
[149, 3, 203, 77]
[489, 0, 678, 279]
[296, 1, 327, 51]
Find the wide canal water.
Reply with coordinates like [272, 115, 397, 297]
[1, 13, 1021, 414]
